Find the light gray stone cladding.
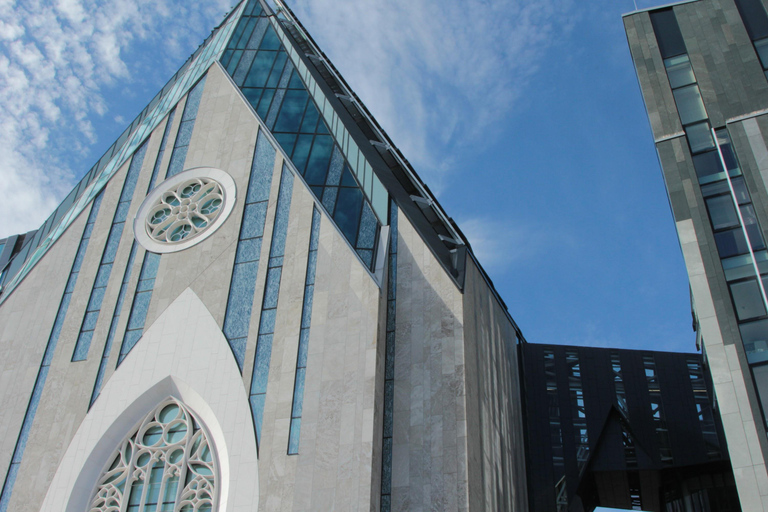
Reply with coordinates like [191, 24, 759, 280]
[0, 45, 528, 512]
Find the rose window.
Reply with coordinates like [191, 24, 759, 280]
[146, 178, 224, 244]
[134, 167, 236, 254]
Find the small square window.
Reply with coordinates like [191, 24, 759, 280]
[756, 38, 768, 69]
[665, 54, 696, 88]
[686, 122, 715, 154]
[673, 85, 708, 125]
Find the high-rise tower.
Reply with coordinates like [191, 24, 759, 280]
[625, 0, 768, 509]
[0, 1, 528, 510]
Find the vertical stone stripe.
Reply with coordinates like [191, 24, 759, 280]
[72, 142, 149, 361]
[0, 191, 105, 512]
[117, 251, 162, 364]
[250, 165, 294, 447]
[167, 77, 207, 178]
[90, 110, 177, 403]
[223, 131, 277, 368]
[287, 206, 321, 454]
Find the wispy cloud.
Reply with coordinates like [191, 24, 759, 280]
[0, 0, 231, 239]
[457, 216, 564, 276]
[291, 0, 575, 186]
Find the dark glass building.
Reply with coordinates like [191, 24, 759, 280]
[521, 343, 739, 512]
[625, 0, 768, 508]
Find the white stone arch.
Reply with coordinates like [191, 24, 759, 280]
[41, 288, 258, 512]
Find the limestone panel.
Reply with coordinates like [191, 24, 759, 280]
[390, 212, 467, 511]
[0, 205, 89, 488]
[462, 257, 527, 512]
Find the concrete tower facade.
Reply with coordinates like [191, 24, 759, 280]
[625, 0, 768, 509]
[0, 1, 528, 510]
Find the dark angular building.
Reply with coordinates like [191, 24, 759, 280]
[521, 343, 739, 512]
[625, 0, 768, 508]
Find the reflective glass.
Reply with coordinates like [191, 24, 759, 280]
[274, 89, 309, 133]
[739, 204, 766, 249]
[722, 252, 768, 281]
[334, 187, 363, 243]
[730, 279, 767, 320]
[756, 38, 768, 69]
[742, 319, 768, 364]
[650, 9, 687, 58]
[665, 54, 696, 88]
[722, 177, 751, 205]
[304, 135, 333, 186]
[753, 365, 768, 426]
[673, 85, 707, 125]
[693, 151, 725, 184]
[685, 122, 714, 154]
[706, 195, 739, 230]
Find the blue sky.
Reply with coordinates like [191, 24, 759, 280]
[0, 0, 695, 353]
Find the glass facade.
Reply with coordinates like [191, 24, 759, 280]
[219, 0, 382, 271]
[544, 350, 566, 512]
[565, 351, 589, 469]
[643, 356, 673, 465]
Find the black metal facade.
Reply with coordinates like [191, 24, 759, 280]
[520, 343, 739, 512]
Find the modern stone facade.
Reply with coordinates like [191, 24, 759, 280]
[0, 1, 529, 510]
[625, 0, 768, 509]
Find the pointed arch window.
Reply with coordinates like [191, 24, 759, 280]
[88, 398, 218, 512]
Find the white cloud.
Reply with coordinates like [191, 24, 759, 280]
[291, 0, 575, 185]
[0, 0, 575, 244]
[0, 0, 232, 239]
[457, 216, 561, 276]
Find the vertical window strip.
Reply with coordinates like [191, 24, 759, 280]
[0, 191, 104, 512]
[90, 109, 176, 404]
[72, 142, 148, 361]
[222, 132, 277, 369]
[733, 0, 768, 78]
[644, 356, 673, 464]
[543, 350, 567, 512]
[90, 242, 138, 405]
[287, 207, 320, 455]
[149, 109, 177, 190]
[380, 200, 397, 511]
[688, 359, 721, 459]
[117, 251, 162, 365]
[166, 77, 207, 178]
[249, 166, 294, 447]
[565, 351, 589, 469]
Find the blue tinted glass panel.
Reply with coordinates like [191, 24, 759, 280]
[240, 203, 268, 239]
[251, 334, 274, 394]
[287, 418, 301, 454]
[274, 89, 309, 133]
[304, 136, 333, 186]
[127, 292, 152, 330]
[291, 368, 306, 417]
[224, 261, 260, 339]
[334, 187, 363, 243]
